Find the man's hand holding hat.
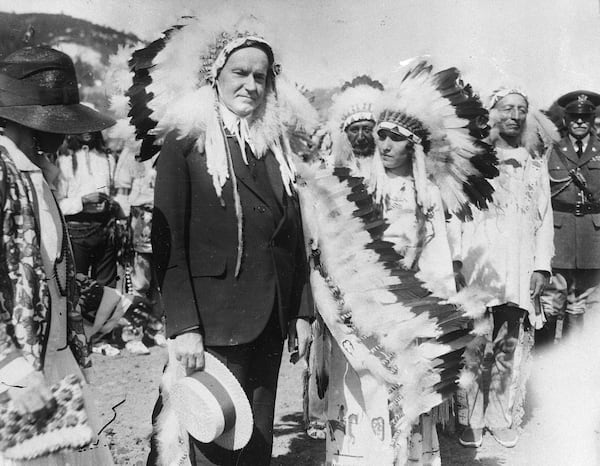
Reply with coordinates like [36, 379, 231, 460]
[172, 332, 205, 375]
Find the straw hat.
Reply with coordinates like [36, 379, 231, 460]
[0, 46, 115, 134]
[168, 352, 253, 450]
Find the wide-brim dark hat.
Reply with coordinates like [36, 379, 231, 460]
[557, 90, 600, 115]
[0, 46, 115, 134]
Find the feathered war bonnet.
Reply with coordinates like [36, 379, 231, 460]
[371, 61, 499, 220]
[126, 15, 318, 276]
[325, 76, 384, 170]
[487, 87, 560, 156]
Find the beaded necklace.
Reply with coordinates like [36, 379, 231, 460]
[52, 211, 72, 297]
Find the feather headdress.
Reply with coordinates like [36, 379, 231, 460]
[371, 61, 498, 220]
[296, 163, 491, 462]
[324, 76, 384, 172]
[125, 15, 318, 276]
[126, 15, 318, 178]
[105, 43, 143, 120]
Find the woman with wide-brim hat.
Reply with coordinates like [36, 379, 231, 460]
[0, 45, 115, 464]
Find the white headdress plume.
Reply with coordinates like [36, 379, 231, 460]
[104, 43, 143, 119]
[103, 43, 144, 155]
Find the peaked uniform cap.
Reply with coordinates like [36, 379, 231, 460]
[558, 90, 600, 115]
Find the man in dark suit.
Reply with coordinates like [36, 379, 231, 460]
[546, 90, 600, 336]
[145, 26, 313, 465]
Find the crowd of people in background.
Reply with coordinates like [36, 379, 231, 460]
[301, 74, 600, 463]
[44, 127, 165, 356]
[1, 12, 600, 466]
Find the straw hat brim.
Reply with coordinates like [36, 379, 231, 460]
[0, 103, 116, 134]
[169, 352, 254, 451]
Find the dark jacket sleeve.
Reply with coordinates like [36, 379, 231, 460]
[291, 195, 314, 320]
[152, 133, 203, 338]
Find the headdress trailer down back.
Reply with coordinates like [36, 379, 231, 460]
[295, 61, 499, 463]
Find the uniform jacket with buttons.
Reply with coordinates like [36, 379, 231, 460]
[152, 130, 310, 345]
[549, 134, 600, 268]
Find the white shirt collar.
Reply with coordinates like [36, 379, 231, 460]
[219, 104, 243, 134]
[219, 104, 255, 162]
[569, 134, 590, 152]
[0, 135, 40, 172]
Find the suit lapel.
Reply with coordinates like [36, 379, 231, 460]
[264, 151, 285, 211]
[228, 136, 272, 206]
[228, 136, 284, 219]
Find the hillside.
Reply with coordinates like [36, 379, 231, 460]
[0, 11, 142, 114]
[0, 12, 338, 124]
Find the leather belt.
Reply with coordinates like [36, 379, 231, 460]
[65, 211, 111, 223]
[552, 200, 600, 216]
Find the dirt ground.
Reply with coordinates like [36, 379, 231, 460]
[87, 346, 572, 466]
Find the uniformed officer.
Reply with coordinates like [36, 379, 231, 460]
[545, 90, 600, 337]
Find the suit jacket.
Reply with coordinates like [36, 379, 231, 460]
[152, 130, 310, 345]
[549, 134, 600, 269]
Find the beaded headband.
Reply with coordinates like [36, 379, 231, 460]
[342, 110, 375, 131]
[377, 109, 428, 145]
[203, 32, 279, 84]
[489, 88, 529, 109]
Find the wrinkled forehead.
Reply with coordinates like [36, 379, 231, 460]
[495, 93, 528, 109]
[215, 38, 274, 79]
[222, 46, 270, 70]
[345, 119, 375, 131]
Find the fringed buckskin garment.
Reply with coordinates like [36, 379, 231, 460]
[456, 101, 559, 436]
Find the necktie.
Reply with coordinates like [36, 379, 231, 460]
[576, 140, 583, 158]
